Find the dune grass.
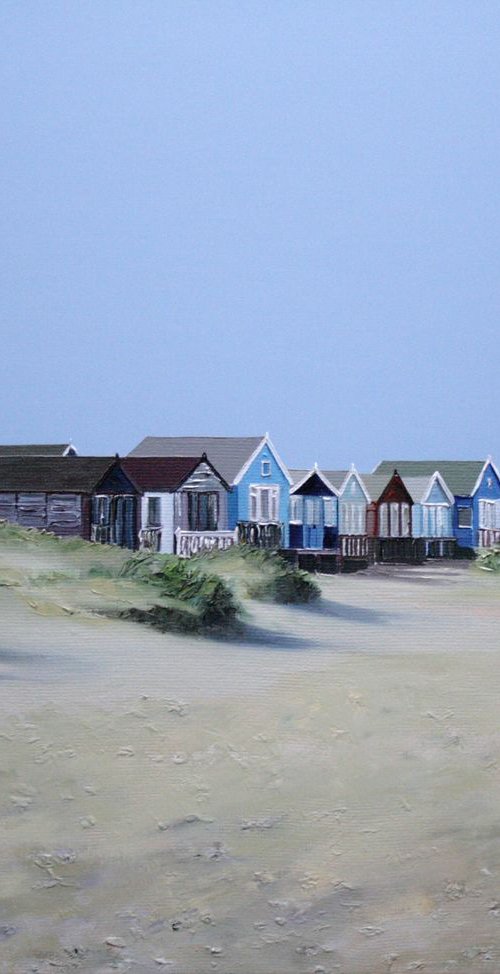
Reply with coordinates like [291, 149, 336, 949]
[476, 546, 500, 572]
[0, 523, 320, 634]
[191, 545, 321, 604]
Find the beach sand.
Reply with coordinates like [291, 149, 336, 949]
[2, 563, 500, 973]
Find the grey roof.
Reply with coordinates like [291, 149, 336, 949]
[323, 470, 350, 491]
[373, 460, 486, 496]
[0, 457, 117, 492]
[401, 475, 439, 504]
[128, 436, 264, 483]
[0, 443, 75, 457]
[361, 472, 438, 503]
[289, 468, 310, 486]
[360, 473, 392, 502]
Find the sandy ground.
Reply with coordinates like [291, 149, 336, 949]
[2, 562, 500, 973]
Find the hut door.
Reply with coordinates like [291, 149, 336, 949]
[304, 498, 323, 549]
[111, 495, 136, 549]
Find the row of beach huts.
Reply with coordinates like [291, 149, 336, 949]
[0, 435, 499, 570]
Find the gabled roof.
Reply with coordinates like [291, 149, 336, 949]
[0, 456, 117, 492]
[324, 467, 371, 501]
[400, 475, 435, 504]
[373, 459, 494, 496]
[128, 435, 292, 485]
[289, 465, 339, 496]
[289, 469, 309, 487]
[0, 443, 77, 457]
[121, 456, 228, 492]
[322, 470, 350, 491]
[402, 472, 455, 506]
[361, 473, 393, 502]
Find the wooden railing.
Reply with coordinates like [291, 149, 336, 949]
[175, 528, 238, 557]
[237, 521, 283, 548]
[139, 527, 162, 552]
[376, 538, 426, 564]
[478, 529, 500, 549]
[425, 538, 456, 558]
[340, 535, 370, 559]
[91, 524, 111, 544]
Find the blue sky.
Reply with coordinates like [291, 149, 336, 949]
[1, 2, 499, 470]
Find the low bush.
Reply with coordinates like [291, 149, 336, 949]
[476, 547, 500, 572]
[120, 552, 242, 630]
[197, 546, 321, 604]
[245, 564, 320, 604]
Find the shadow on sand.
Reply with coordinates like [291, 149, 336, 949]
[301, 597, 394, 626]
[212, 625, 314, 651]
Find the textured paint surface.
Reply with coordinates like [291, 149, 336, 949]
[231, 442, 291, 546]
[338, 473, 367, 535]
[1, 561, 500, 973]
[471, 462, 500, 546]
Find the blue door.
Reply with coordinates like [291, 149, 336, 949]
[303, 497, 323, 548]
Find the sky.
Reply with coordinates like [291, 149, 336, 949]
[1, 1, 499, 470]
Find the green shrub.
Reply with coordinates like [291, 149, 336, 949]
[476, 547, 500, 572]
[191, 545, 321, 604]
[120, 604, 201, 633]
[120, 552, 242, 630]
[246, 565, 320, 604]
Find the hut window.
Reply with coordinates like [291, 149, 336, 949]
[305, 498, 321, 525]
[249, 485, 279, 522]
[93, 495, 110, 525]
[323, 497, 335, 527]
[457, 506, 472, 528]
[341, 502, 365, 535]
[436, 506, 447, 536]
[147, 496, 162, 526]
[261, 459, 272, 477]
[479, 500, 496, 529]
[401, 503, 410, 537]
[187, 492, 218, 531]
[424, 504, 448, 536]
[379, 503, 389, 537]
[389, 503, 400, 536]
[290, 496, 303, 523]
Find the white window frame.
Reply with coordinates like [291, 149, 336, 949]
[323, 496, 335, 527]
[94, 494, 110, 525]
[423, 503, 449, 537]
[401, 502, 410, 537]
[378, 503, 389, 537]
[457, 505, 472, 529]
[479, 499, 496, 530]
[261, 459, 272, 478]
[290, 495, 303, 523]
[304, 497, 322, 526]
[147, 494, 162, 527]
[249, 484, 280, 523]
[341, 501, 365, 535]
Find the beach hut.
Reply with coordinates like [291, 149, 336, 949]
[288, 465, 339, 551]
[362, 470, 422, 563]
[373, 458, 500, 550]
[128, 434, 292, 548]
[122, 455, 234, 556]
[322, 466, 372, 563]
[0, 456, 138, 547]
